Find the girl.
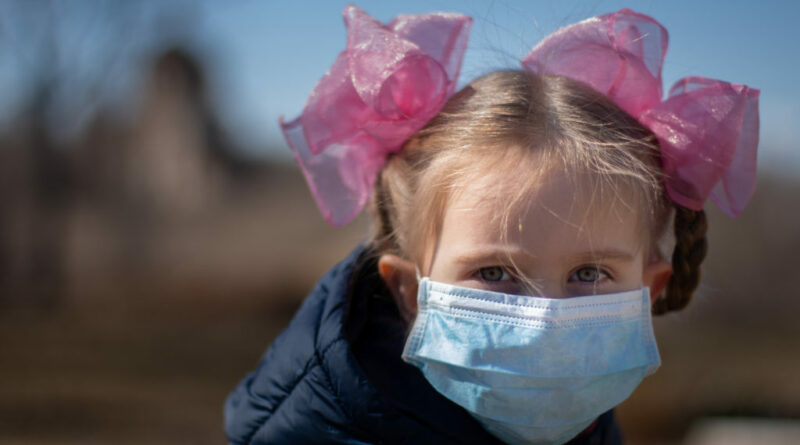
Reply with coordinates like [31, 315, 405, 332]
[225, 6, 759, 445]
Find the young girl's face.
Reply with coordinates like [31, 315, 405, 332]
[425, 160, 669, 301]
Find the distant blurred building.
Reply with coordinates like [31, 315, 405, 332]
[76, 49, 247, 219]
[0, 48, 270, 306]
[0, 45, 363, 309]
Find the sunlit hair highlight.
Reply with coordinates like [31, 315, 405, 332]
[368, 70, 706, 313]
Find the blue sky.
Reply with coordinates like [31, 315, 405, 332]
[1, 0, 797, 173]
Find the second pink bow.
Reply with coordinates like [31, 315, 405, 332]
[521, 9, 760, 217]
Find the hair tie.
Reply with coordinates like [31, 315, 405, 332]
[521, 8, 760, 217]
[281, 5, 472, 226]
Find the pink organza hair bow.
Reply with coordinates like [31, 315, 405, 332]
[521, 8, 760, 217]
[281, 5, 472, 226]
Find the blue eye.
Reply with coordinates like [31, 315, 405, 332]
[478, 267, 509, 282]
[570, 266, 606, 283]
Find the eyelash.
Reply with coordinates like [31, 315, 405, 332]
[568, 265, 611, 284]
[476, 266, 512, 282]
[474, 265, 613, 285]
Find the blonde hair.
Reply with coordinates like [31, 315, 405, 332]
[368, 70, 707, 314]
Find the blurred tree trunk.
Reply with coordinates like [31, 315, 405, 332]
[25, 84, 71, 309]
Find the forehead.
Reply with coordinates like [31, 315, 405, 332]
[433, 157, 646, 264]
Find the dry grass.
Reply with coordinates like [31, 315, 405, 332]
[0, 294, 296, 444]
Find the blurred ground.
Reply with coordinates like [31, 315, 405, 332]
[0, 297, 288, 445]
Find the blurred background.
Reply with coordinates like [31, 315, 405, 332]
[0, 1, 797, 444]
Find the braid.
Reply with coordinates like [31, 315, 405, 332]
[652, 206, 708, 314]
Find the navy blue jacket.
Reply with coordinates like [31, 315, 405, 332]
[224, 247, 623, 444]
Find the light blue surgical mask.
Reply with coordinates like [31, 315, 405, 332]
[402, 278, 660, 445]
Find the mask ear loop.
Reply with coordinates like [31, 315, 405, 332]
[415, 266, 422, 282]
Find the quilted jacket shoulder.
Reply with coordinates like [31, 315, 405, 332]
[224, 247, 369, 443]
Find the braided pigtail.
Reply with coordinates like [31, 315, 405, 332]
[652, 206, 708, 314]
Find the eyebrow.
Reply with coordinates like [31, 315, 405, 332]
[451, 245, 530, 265]
[569, 249, 636, 262]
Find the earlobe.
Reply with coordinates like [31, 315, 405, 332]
[642, 259, 673, 306]
[377, 254, 419, 323]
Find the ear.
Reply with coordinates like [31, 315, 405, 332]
[377, 254, 419, 324]
[642, 258, 672, 306]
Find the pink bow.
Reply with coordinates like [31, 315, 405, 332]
[281, 5, 472, 226]
[521, 8, 760, 217]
